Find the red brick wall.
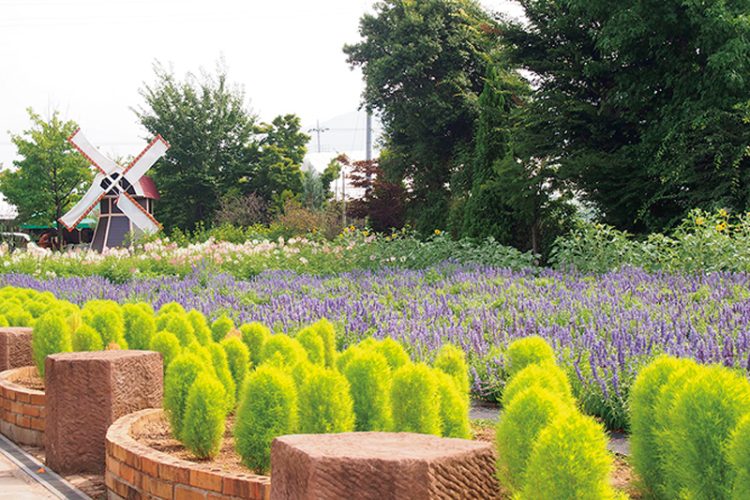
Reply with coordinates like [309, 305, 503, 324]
[0, 366, 45, 446]
[106, 409, 271, 500]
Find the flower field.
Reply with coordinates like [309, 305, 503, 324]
[4, 264, 750, 430]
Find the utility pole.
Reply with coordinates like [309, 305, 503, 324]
[309, 120, 329, 153]
[341, 162, 347, 227]
[365, 111, 372, 161]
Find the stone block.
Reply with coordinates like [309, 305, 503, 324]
[45, 350, 163, 474]
[270, 432, 501, 500]
[0, 328, 33, 372]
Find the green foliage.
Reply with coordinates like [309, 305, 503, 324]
[260, 334, 308, 367]
[0, 108, 92, 228]
[496, 386, 572, 493]
[521, 411, 618, 499]
[433, 343, 470, 397]
[164, 314, 196, 347]
[122, 303, 156, 350]
[298, 366, 355, 434]
[662, 365, 750, 499]
[207, 343, 236, 413]
[81, 300, 127, 349]
[391, 363, 441, 435]
[158, 302, 186, 317]
[181, 373, 226, 459]
[0, 315, 7, 327]
[149, 331, 182, 370]
[164, 353, 207, 440]
[32, 311, 72, 377]
[505, 336, 556, 378]
[221, 337, 250, 399]
[374, 337, 409, 370]
[435, 371, 470, 439]
[72, 324, 103, 352]
[295, 327, 325, 366]
[186, 310, 212, 345]
[336, 344, 363, 373]
[343, 349, 391, 431]
[211, 314, 234, 343]
[239, 322, 270, 366]
[728, 415, 750, 500]
[501, 363, 574, 408]
[310, 319, 336, 368]
[234, 365, 298, 474]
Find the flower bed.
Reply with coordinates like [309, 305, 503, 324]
[106, 408, 271, 500]
[0, 366, 45, 446]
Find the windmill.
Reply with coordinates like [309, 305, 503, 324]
[59, 129, 170, 251]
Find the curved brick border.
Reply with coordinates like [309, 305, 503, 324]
[0, 366, 44, 446]
[106, 408, 271, 500]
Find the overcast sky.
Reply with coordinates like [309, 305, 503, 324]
[0, 0, 523, 169]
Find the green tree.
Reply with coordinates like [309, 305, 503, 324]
[0, 109, 92, 241]
[504, 0, 750, 233]
[344, 0, 499, 234]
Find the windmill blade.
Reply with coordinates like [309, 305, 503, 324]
[116, 192, 161, 234]
[58, 174, 106, 231]
[123, 135, 169, 185]
[68, 129, 119, 175]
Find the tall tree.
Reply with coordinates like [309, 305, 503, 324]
[504, 0, 750, 232]
[0, 109, 92, 243]
[344, 0, 499, 234]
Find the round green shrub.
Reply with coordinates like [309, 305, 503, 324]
[157, 301, 186, 317]
[298, 366, 355, 434]
[164, 315, 196, 347]
[728, 414, 750, 499]
[72, 324, 104, 352]
[343, 349, 391, 431]
[522, 411, 617, 499]
[5, 306, 32, 327]
[261, 334, 308, 367]
[501, 362, 574, 408]
[391, 363, 441, 435]
[336, 344, 363, 373]
[207, 343, 236, 413]
[310, 318, 336, 368]
[122, 303, 156, 350]
[234, 365, 298, 474]
[81, 300, 127, 349]
[629, 356, 692, 495]
[374, 337, 409, 370]
[149, 331, 182, 370]
[221, 337, 250, 398]
[435, 370, 470, 438]
[496, 386, 572, 493]
[239, 322, 270, 366]
[663, 365, 750, 499]
[295, 327, 325, 365]
[211, 314, 234, 342]
[187, 309, 212, 345]
[32, 311, 73, 377]
[164, 353, 208, 439]
[0, 315, 8, 327]
[505, 336, 556, 378]
[181, 372, 226, 459]
[434, 343, 470, 397]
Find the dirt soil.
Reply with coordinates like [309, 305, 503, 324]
[10, 370, 44, 391]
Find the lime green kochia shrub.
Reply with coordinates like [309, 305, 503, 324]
[310, 318, 336, 368]
[496, 386, 572, 493]
[522, 411, 618, 499]
[181, 373, 226, 459]
[374, 337, 409, 370]
[81, 300, 127, 349]
[157, 301, 186, 317]
[4, 307, 32, 327]
[149, 331, 182, 369]
[298, 366, 355, 434]
[261, 334, 308, 367]
[505, 336, 556, 377]
[435, 371, 470, 438]
[729, 414, 750, 499]
[391, 363, 441, 435]
[501, 362, 574, 408]
[234, 365, 298, 474]
[336, 344, 363, 372]
[0, 315, 8, 327]
[32, 312, 73, 376]
[434, 343, 470, 397]
[343, 349, 391, 431]
[629, 356, 692, 495]
[187, 309, 212, 345]
[295, 327, 325, 365]
[72, 324, 104, 352]
[122, 303, 156, 350]
[239, 322, 270, 366]
[163, 315, 196, 347]
[207, 343, 235, 413]
[211, 314, 234, 342]
[164, 353, 209, 439]
[221, 337, 250, 397]
[662, 365, 750, 499]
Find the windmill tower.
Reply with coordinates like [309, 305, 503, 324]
[59, 129, 169, 252]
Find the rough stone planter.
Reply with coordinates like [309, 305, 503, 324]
[0, 366, 45, 446]
[106, 408, 271, 500]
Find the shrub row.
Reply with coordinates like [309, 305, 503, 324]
[495, 336, 621, 499]
[630, 356, 750, 499]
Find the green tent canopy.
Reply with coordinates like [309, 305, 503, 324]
[21, 217, 97, 230]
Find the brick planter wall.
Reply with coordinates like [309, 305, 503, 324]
[106, 408, 271, 500]
[0, 366, 44, 446]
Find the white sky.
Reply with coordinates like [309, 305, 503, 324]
[0, 0, 523, 169]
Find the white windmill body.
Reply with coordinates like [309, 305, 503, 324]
[59, 129, 169, 252]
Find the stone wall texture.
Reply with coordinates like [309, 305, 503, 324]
[106, 409, 271, 500]
[0, 327, 33, 372]
[0, 366, 44, 446]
